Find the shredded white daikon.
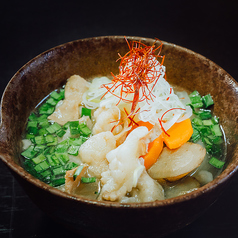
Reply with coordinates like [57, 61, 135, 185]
[82, 58, 192, 132]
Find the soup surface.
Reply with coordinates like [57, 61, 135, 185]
[21, 40, 226, 202]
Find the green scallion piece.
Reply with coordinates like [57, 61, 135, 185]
[191, 128, 201, 142]
[68, 145, 80, 156]
[64, 161, 79, 170]
[34, 135, 45, 145]
[78, 123, 91, 136]
[202, 119, 213, 126]
[51, 177, 65, 187]
[55, 143, 69, 153]
[192, 118, 203, 126]
[73, 165, 84, 180]
[69, 121, 80, 135]
[52, 166, 65, 176]
[28, 113, 38, 121]
[81, 177, 96, 183]
[32, 154, 46, 165]
[38, 128, 48, 136]
[68, 137, 83, 146]
[46, 97, 58, 106]
[26, 134, 35, 140]
[55, 153, 69, 165]
[46, 136, 58, 146]
[211, 124, 223, 137]
[50, 90, 64, 101]
[46, 123, 61, 134]
[21, 145, 38, 159]
[197, 109, 212, 120]
[38, 119, 50, 128]
[81, 107, 91, 119]
[39, 103, 55, 115]
[209, 157, 225, 169]
[56, 129, 66, 137]
[202, 94, 214, 108]
[45, 134, 54, 143]
[34, 160, 50, 172]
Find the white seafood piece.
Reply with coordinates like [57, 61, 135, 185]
[92, 106, 123, 135]
[148, 142, 206, 180]
[79, 131, 116, 178]
[136, 171, 164, 202]
[100, 127, 149, 202]
[120, 171, 164, 203]
[48, 75, 89, 125]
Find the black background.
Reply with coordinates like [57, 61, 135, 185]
[0, 1, 238, 237]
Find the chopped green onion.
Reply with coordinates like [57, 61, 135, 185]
[46, 97, 58, 106]
[38, 119, 50, 128]
[46, 136, 58, 146]
[209, 157, 225, 169]
[192, 118, 203, 126]
[202, 94, 214, 108]
[27, 121, 38, 135]
[34, 135, 45, 145]
[50, 90, 64, 101]
[191, 128, 201, 142]
[73, 165, 84, 180]
[56, 129, 66, 137]
[38, 128, 48, 136]
[68, 145, 80, 156]
[189, 90, 200, 97]
[202, 119, 213, 126]
[81, 107, 91, 119]
[52, 166, 65, 176]
[78, 123, 91, 136]
[64, 161, 79, 170]
[69, 121, 80, 135]
[55, 143, 69, 153]
[68, 137, 83, 146]
[32, 154, 46, 165]
[63, 121, 70, 130]
[26, 134, 35, 140]
[197, 109, 212, 120]
[45, 134, 54, 143]
[34, 145, 46, 152]
[39, 103, 55, 115]
[55, 153, 69, 165]
[46, 123, 61, 134]
[28, 113, 38, 121]
[51, 177, 65, 187]
[211, 124, 223, 137]
[34, 160, 50, 172]
[81, 177, 96, 183]
[21, 145, 38, 159]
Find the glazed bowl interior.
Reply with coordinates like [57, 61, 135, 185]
[0, 36, 238, 237]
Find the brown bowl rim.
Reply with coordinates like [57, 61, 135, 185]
[1, 35, 238, 208]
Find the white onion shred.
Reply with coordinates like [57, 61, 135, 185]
[82, 58, 192, 131]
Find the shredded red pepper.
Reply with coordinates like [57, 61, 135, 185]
[158, 108, 186, 137]
[101, 37, 165, 119]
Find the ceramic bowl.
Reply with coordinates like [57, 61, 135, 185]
[0, 36, 238, 238]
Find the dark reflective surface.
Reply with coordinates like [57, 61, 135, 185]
[0, 1, 238, 237]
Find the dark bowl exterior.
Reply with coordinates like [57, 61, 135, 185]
[0, 36, 238, 238]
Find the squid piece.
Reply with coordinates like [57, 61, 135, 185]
[100, 127, 149, 202]
[148, 142, 206, 181]
[92, 106, 123, 135]
[79, 131, 117, 178]
[120, 171, 164, 203]
[48, 75, 90, 125]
